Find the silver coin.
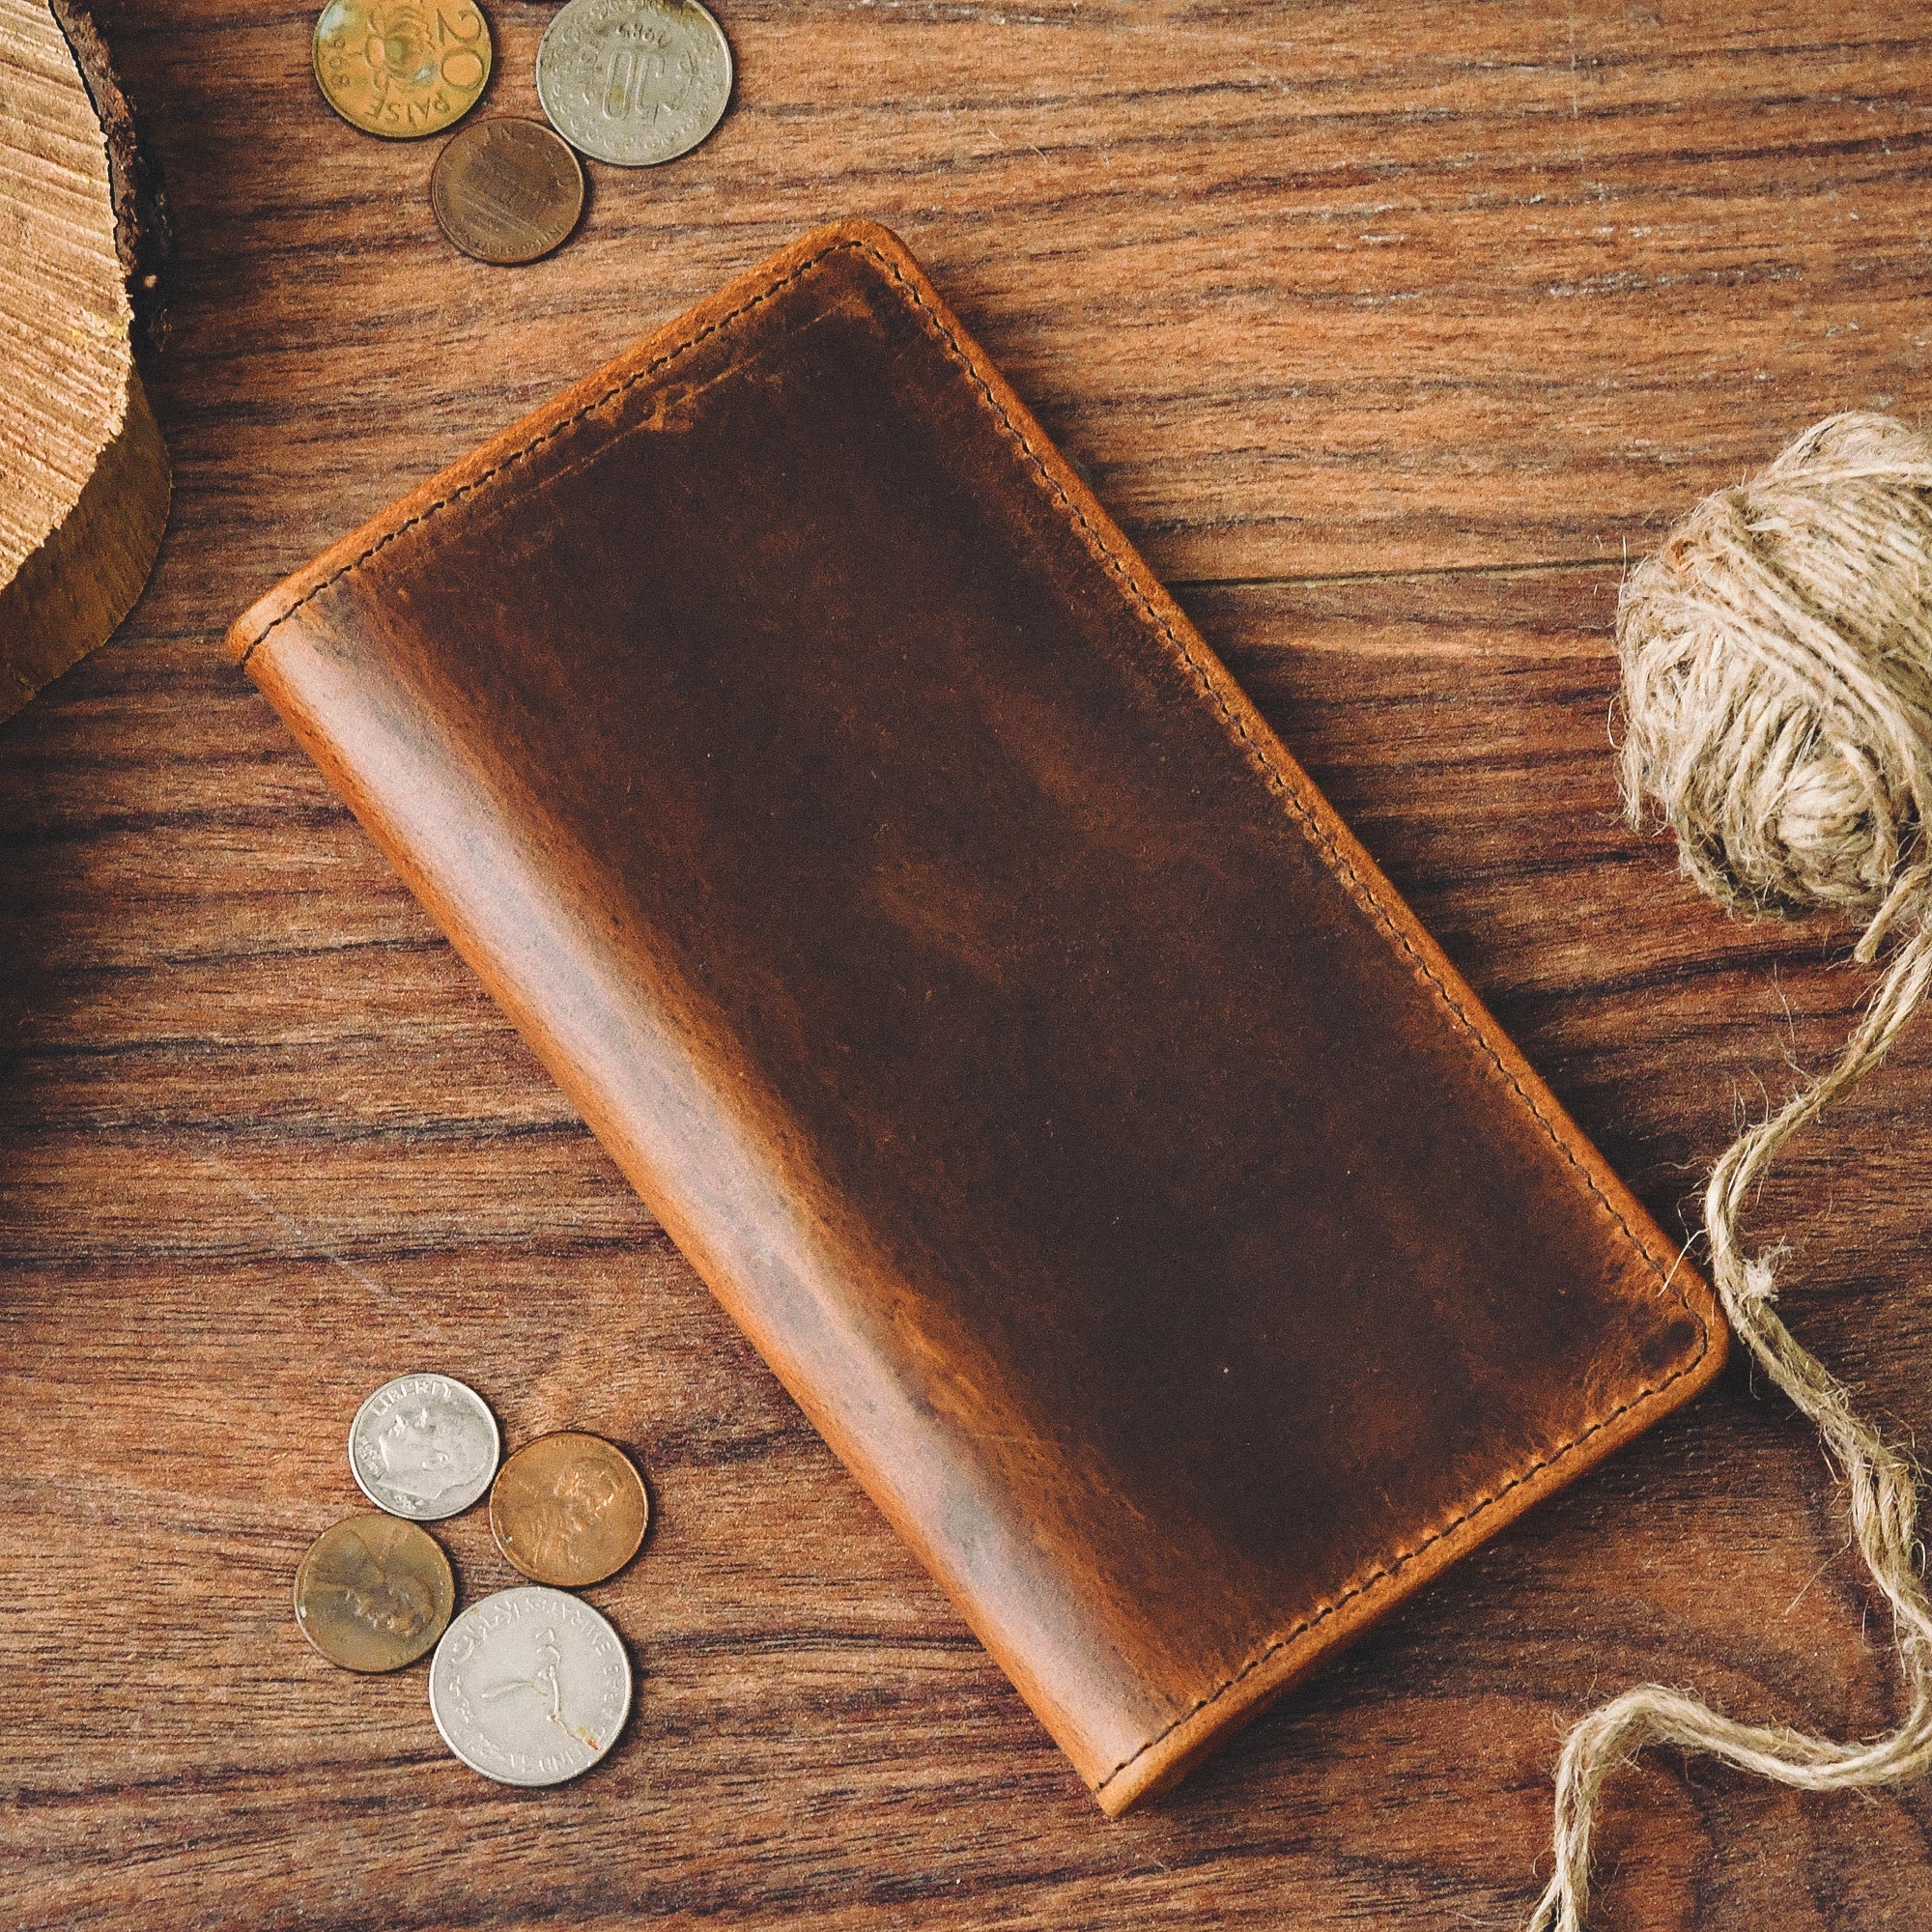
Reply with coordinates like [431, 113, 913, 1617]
[348, 1373, 500, 1521]
[536, 0, 732, 168]
[428, 1585, 632, 1785]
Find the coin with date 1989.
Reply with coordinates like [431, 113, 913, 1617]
[536, 0, 731, 168]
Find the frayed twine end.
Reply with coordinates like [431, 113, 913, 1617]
[1736, 1247, 1790, 1309]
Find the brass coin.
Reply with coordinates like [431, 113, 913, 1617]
[313, 0, 492, 141]
[489, 1432, 648, 1587]
[431, 118, 585, 266]
[294, 1512, 456, 1672]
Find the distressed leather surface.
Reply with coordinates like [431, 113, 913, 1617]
[229, 220, 1724, 1811]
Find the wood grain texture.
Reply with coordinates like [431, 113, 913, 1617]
[0, 0, 169, 718]
[4, 2, 1932, 1925]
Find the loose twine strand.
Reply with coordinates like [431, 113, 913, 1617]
[1528, 412, 1932, 1932]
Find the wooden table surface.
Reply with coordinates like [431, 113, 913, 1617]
[6, 3, 1932, 1926]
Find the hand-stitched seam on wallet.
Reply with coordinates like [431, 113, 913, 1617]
[235, 234, 1713, 1791]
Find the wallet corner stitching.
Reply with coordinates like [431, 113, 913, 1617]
[232, 238, 868, 668]
[1090, 1335, 1713, 1800]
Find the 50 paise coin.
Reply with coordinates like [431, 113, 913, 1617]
[429, 1585, 632, 1785]
[536, 0, 731, 168]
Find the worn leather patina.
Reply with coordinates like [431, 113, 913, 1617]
[230, 219, 1724, 1812]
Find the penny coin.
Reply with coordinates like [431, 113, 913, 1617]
[431, 118, 585, 266]
[536, 0, 732, 168]
[429, 1585, 632, 1785]
[349, 1373, 500, 1521]
[313, 0, 492, 141]
[489, 1431, 649, 1587]
[294, 1513, 456, 1671]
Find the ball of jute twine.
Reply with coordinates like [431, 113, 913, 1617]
[1528, 411, 1932, 1932]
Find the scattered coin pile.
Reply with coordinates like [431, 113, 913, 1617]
[293, 1372, 650, 1785]
[311, 0, 733, 264]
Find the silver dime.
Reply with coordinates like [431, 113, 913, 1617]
[428, 1585, 632, 1785]
[536, 0, 732, 168]
[348, 1373, 500, 1521]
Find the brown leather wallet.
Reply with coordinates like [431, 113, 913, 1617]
[228, 219, 1724, 1812]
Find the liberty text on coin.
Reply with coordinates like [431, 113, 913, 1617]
[349, 1372, 500, 1521]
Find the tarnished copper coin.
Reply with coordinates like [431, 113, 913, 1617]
[431, 118, 585, 266]
[313, 0, 492, 141]
[489, 1432, 648, 1587]
[294, 1513, 456, 1672]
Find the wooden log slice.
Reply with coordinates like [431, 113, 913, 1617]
[0, 0, 170, 726]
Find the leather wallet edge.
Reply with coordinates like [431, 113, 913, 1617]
[1093, 1317, 1718, 1812]
[808, 227, 1731, 1816]
[224, 216, 1731, 1814]
[224, 221, 909, 667]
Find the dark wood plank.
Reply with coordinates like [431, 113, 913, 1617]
[7, 3, 1932, 1927]
[117, 0, 1932, 601]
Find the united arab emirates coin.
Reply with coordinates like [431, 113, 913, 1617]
[536, 0, 732, 168]
[431, 118, 585, 266]
[349, 1373, 500, 1521]
[294, 1513, 456, 1671]
[489, 1431, 649, 1587]
[429, 1585, 632, 1785]
[313, 0, 492, 141]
